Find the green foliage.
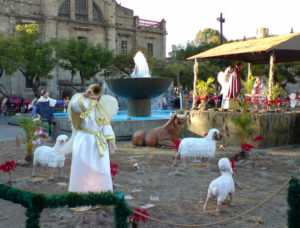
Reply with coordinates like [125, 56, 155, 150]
[196, 76, 215, 98]
[0, 184, 133, 228]
[16, 25, 57, 97]
[113, 53, 135, 76]
[266, 82, 286, 100]
[18, 118, 41, 155]
[232, 112, 254, 147]
[55, 37, 113, 91]
[0, 35, 21, 77]
[192, 28, 228, 46]
[287, 176, 300, 228]
[241, 74, 256, 95]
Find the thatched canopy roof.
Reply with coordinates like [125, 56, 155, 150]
[187, 33, 300, 64]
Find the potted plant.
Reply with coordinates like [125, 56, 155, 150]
[265, 82, 286, 112]
[196, 77, 215, 110]
[18, 117, 42, 165]
[232, 112, 254, 158]
[241, 74, 256, 97]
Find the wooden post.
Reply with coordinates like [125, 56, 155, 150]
[192, 58, 199, 110]
[268, 53, 275, 107]
[247, 63, 252, 81]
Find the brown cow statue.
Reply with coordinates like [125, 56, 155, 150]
[132, 113, 189, 148]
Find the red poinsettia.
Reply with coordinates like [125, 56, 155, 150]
[243, 98, 251, 103]
[252, 98, 260, 103]
[254, 136, 264, 142]
[241, 144, 255, 152]
[275, 99, 284, 104]
[204, 132, 208, 137]
[129, 208, 150, 224]
[184, 97, 189, 101]
[195, 97, 200, 102]
[260, 98, 268, 104]
[285, 97, 291, 102]
[110, 163, 119, 178]
[213, 96, 219, 101]
[172, 140, 181, 150]
[0, 160, 16, 173]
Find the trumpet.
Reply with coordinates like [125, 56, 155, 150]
[91, 84, 102, 97]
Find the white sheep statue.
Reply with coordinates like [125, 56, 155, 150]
[174, 128, 222, 168]
[32, 134, 68, 180]
[203, 157, 235, 214]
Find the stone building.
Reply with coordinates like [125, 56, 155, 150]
[0, 0, 167, 98]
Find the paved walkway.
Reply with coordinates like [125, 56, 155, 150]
[0, 116, 23, 142]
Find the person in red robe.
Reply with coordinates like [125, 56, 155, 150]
[227, 63, 243, 99]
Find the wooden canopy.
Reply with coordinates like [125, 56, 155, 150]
[187, 33, 300, 64]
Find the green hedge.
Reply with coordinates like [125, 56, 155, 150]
[287, 176, 300, 228]
[0, 184, 133, 228]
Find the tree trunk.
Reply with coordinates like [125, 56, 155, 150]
[268, 53, 275, 110]
[192, 59, 199, 110]
[247, 63, 252, 81]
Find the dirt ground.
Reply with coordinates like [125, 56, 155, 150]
[0, 138, 299, 228]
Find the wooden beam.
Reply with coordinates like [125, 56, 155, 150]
[268, 53, 275, 103]
[247, 63, 252, 80]
[192, 58, 199, 110]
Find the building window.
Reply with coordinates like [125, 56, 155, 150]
[147, 43, 153, 56]
[75, 0, 87, 21]
[58, 0, 70, 17]
[93, 3, 103, 22]
[121, 41, 127, 54]
[77, 36, 87, 41]
[25, 78, 32, 89]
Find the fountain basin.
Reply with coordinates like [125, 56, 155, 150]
[105, 78, 172, 117]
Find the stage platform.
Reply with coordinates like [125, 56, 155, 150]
[181, 110, 300, 147]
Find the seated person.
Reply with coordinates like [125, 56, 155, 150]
[251, 77, 266, 108]
[31, 89, 64, 141]
[251, 76, 265, 95]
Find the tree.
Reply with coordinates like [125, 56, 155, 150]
[0, 35, 21, 96]
[55, 37, 113, 91]
[113, 53, 135, 76]
[192, 28, 227, 46]
[16, 24, 57, 98]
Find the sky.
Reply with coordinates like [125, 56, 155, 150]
[117, 0, 300, 56]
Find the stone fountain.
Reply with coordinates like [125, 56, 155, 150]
[105, 52, 172, 117]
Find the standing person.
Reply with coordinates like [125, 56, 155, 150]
[227, 63, 243, 110]
[63, 97, 70, 113]
[31, 89, 64, 141]
[228, 63, 243, 99]
[161, 94, 168, 110]
[218, 66, 234, 109]
[1, 97, 7, 116]
[66, 84, 118, 193]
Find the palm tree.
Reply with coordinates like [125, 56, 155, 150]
[232, 112, 254, 152]
[18, 118, 41, 163]
[241, 74, 256, 96]
[196, 77, 215, 110]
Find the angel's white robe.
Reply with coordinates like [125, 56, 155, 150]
[68, 96, 114, 193]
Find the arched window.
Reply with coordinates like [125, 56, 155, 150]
[75, 0, 88, 21]
[93, 3, 103, 22]
[58, 0, 70, 17]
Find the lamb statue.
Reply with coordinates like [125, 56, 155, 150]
[32, 134, 68, 180]
[132, 112, 189, 148]
[203, 157, 235, 214]
[174, 128, 222, 168]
